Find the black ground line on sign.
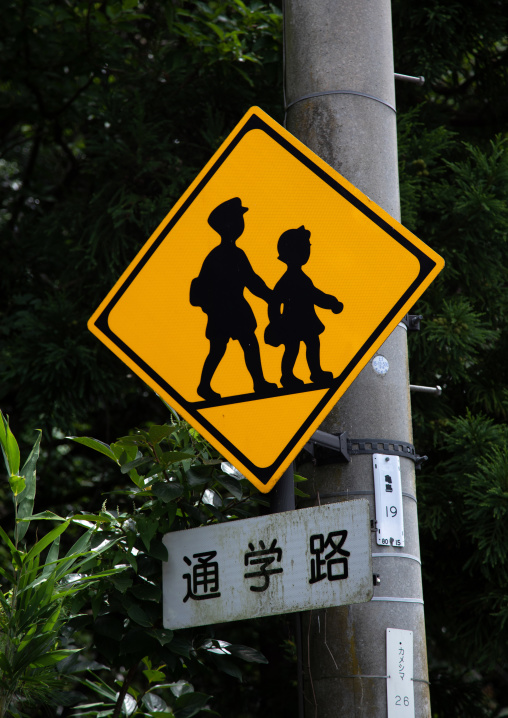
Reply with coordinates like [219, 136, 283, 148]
[190, 381, 333, 410]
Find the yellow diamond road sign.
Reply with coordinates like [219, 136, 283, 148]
[88, 106, 444, 493]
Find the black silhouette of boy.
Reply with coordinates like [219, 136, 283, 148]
[264, 225, 343, 389]
[190, 197, 277, 401]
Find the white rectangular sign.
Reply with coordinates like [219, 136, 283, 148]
[386, 628, 415, 718]
[373, 454, 404, 547]
[162, 500, 372, 630]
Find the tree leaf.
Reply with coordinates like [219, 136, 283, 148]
[143, 668, 166, 683]
[120, 456, 152, 474]
[110, 573, 133, 593]
[131, 582, 161, 601]
[168, 680, 193, 698]
[77, 675, 118, 702]
[19, 510, 66, 521]
[167, 635, 193, 659]
[16, 429, 41, 541]
[64, 529, 93, 560]
[148, 424, 178, 444]
[120, 629, 159, 655]
[187, 466, 212, 487]
[136, 516, 158, 550]
[0, 410, 20, 475]
[142, 693, 168, 712]
[25, 520, 71, 562]
[9, 474, 26, 496]
[94, 614, 124, 639]
[160, 451, 194, 464]
[294, 487, 310, 498]
[214, 473, 243, 500]
[226, 644, 268, 663]
[148, 539, 168, 561]
[32, 648, 80, 667]
[69, 436, 118, 462]
[74, 512, 114, 524]
[126, 602, 152, 627]
[0, 524, 17, 554]
[152, 481, 184, 502]
[207, 653, 243, 681]
[114, 434, 147, 446]
[148, 628, 174, 646]
[174, 691, 210, 718]
[42, 535, 60, 577]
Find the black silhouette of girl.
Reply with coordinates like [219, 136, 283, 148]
[264, 225, 343, 390]
[190, 197, 277, 401]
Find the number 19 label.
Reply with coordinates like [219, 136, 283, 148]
[373, 454, 404, 547]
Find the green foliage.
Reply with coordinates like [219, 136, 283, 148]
[0, 0, 282, 437]
[418, 418, 508, 672]
[428, 668, 492, 718]
[400, 126, 508, 433]
[1, 411, 274, 717]
[393, 0, 508, 136]
[61, 415, 272, 717]
[393, 6, 508, 711]
[395, 2, 508, 718]
[0, 411, 123, 717]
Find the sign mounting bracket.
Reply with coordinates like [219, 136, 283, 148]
[304, 431, 427, 469]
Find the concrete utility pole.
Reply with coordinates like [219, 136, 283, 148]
[284, 2, 431, 716]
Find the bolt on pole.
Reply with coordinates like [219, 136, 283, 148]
[283, 1, 431, 716]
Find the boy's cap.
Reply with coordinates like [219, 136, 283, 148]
[208, 197, 248, 232]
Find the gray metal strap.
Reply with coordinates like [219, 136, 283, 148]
[306, 490, 417, 503]
[285, 89, 396, 113]
[339, 674, 388, 679]
[372, 553, 421, 565]
[337, 674, 430, 685]
[371, 597, 424, 605]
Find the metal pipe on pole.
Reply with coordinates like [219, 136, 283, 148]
[283, 1, 431, 716]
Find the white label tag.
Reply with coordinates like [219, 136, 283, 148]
[386, 628, 415, 717]
[373, 454, 404, 547]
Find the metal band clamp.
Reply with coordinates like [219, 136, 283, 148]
[303, 430, 427, 469]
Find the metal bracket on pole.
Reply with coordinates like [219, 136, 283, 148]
[304, 429, 350, 462]
[394, 72, 425, 85]
[304, 431, 428, 469]
[400, 314, 423, 331]
[410, 384, 442, 396]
